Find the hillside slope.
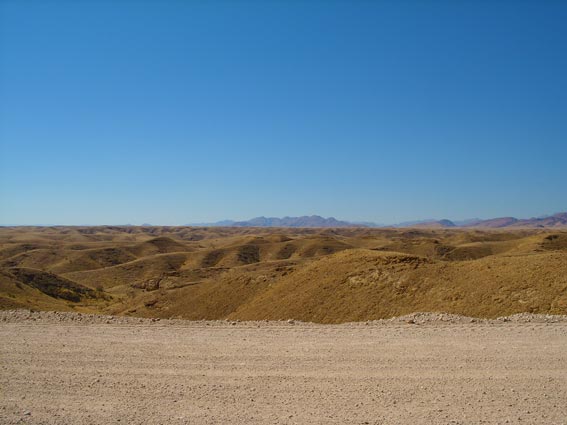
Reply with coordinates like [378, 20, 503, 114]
[227, 250, 567, 322]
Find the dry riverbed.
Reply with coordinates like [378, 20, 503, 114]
[1, 310, 567, 424]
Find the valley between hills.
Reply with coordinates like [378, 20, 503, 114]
[1, 225, 567, 322]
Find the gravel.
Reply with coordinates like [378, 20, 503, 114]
[1, 310, 567, 424]
[2, 309, 567, 325]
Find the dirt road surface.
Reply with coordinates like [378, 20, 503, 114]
[1, 312, 567, 424]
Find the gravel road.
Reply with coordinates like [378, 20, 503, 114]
[1, 311, 567, 424]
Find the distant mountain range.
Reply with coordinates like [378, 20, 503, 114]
[410, 212, 567, 229]
[188, 212, 567, 229]
[190, 215, 356, 228]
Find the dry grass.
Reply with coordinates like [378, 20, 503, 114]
[1, 226, 566, 322]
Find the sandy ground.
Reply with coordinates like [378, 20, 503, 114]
[1, 313, 567, 424]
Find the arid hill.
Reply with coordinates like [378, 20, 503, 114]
[1, 226, 566, 322]
[464, 212, 567, 228]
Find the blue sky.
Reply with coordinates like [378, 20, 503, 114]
[1, 0, 566, 225]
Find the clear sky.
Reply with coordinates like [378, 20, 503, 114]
[1, 0, 566, 225]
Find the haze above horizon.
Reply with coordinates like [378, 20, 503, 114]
[1, 0, 566, 226]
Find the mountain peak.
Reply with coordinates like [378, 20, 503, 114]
[232, 215, 361, 228]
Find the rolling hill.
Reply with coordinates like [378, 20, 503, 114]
[1, 225, 566, 322]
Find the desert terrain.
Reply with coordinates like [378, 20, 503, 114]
[2, 226, 567, 424]
[1, 226, 566, 321]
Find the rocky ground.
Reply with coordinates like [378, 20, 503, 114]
[1, 310, 567, 424]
